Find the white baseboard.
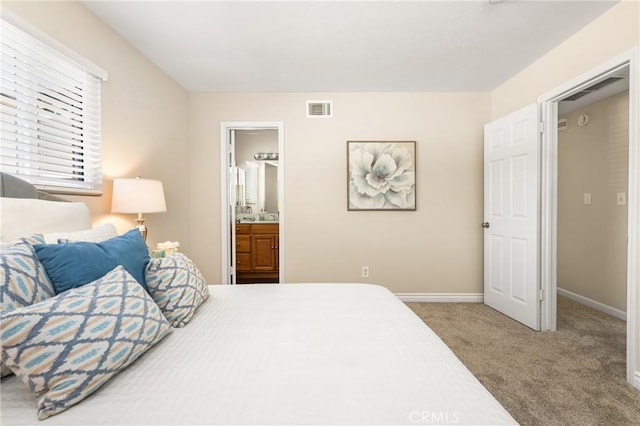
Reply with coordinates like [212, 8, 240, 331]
[634, 372, 640, 390]
[396, 293, 483, 303]
[557, 287, 627, 321]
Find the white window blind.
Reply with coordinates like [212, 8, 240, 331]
[0, 18, 105, 194]
[245, 162, 258, 204]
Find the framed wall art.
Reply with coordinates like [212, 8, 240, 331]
[347, 141, 416, 211]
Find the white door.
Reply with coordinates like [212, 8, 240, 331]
[483, 104, 540, 330]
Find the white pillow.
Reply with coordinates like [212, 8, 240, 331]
[0, 198, 91, 242]
[43, 223, 119, 244]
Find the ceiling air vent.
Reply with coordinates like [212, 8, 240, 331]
[307, 100, 332, 118]
[564, 77, 624, 101]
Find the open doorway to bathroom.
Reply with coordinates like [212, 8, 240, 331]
[220, 122, 284, 286]
[233, 129, 280, 284]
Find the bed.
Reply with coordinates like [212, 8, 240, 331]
[0, 174, 516, 425]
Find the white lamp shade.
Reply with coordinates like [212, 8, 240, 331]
[111, 178, 167, 214]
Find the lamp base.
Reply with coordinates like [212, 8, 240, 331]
[134, 218, 148, 241]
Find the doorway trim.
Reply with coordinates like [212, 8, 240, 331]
[538, 47, 639, 386]
[219, 121, 285, 285]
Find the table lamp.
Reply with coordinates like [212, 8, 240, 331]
[111, 177, 167, 241]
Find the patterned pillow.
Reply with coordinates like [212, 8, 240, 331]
[0, 234, 54, 311]
[0, 265, 172, 420]
[146, 253, 209, 327]
[0, 234, 55, 378]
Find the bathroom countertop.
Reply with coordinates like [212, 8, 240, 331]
[236, 221, 279, 224]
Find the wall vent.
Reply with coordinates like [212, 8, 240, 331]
[558, 118, 568, 132]
[307, 100, 332, 118]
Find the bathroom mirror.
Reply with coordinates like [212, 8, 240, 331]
[234, 130, 279, 216]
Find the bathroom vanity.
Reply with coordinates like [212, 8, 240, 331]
[235, 222, 279, 283]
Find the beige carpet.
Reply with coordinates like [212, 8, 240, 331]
[406, 297, 640, 426]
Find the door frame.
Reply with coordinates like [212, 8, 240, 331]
[538, 47, 639, 386]
[219, 121, 285, 285]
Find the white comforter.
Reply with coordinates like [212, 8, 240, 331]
[1, 284, 516, 425]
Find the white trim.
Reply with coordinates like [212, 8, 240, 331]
[627, 47, 639, 388]
[219, 122, 285, 285]
[219, 126, 229, 284]
[395, 293, 483, 303]
[557, 287, 627, 321]
[538, 46, 639, 386]
[634, 371, 640, 390]
[539, 100, 558, 332]
[1, 10, 108, 81]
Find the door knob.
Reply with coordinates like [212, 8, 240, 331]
[482, 222, 490, 229]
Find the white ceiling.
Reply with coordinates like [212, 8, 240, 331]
[82, 0, 617, 93]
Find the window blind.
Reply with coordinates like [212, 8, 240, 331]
[0, 19, 104, 194]
[245, 162, 258, 204]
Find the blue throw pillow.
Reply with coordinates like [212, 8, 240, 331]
[34, 229, 150, 293]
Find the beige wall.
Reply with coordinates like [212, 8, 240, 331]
[235, 130, 279, 165]
[558, 93, 629, 312]
[190, 92, 491, 292]
[1, 1, 191, 252]
[491, 1, 639, 119]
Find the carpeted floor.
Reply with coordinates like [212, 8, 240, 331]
[406, 297, 640, 426]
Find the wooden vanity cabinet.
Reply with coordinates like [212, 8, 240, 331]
[236, 223, 279, 283]
[251, 224, 279, 272]
[234, 224, 251, 272]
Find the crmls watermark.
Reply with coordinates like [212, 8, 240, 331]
[408, 410, 461, 424]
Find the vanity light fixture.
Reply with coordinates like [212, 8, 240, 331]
[254, 153, 278, 161]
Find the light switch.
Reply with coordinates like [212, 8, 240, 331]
[583, 193, 592, 205]
[617, 192, 626, 205]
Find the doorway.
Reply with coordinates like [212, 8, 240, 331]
[556, 72, 629, 321]
[539, 48, 639, 386]
[219, 122, 285, 285]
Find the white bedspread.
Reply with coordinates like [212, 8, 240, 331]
[1, 284, 516, 425]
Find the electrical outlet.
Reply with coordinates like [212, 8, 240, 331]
[583, 193, 591, 205]
[617, 192, 626, 205]
[361, 266, 370, 278]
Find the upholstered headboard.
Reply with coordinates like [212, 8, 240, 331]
[0, 173, 92, 241]
[0, 172, 37, 199]
[0, 172, 68, 202]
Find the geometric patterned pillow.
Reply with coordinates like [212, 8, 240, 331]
[0, 265, 172, 420]
[0, 234, 55, 378]
[145, 252, 209, 328]
[0, 234, 54, 311]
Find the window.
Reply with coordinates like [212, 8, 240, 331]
[0, 18, 107, 194]
[244, 162, 258, 205]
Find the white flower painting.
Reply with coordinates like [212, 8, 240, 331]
[347, 141, 416, 211]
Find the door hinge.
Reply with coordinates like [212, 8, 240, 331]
[538, 288, 544, 301]
[539, 122, 544, 133]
